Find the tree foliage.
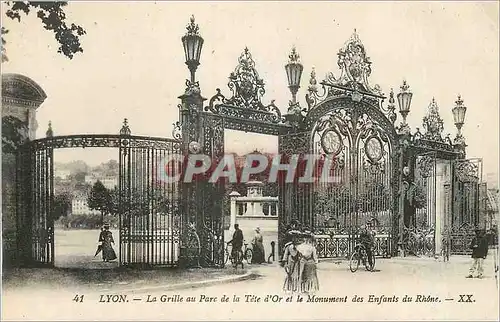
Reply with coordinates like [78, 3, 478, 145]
[52, 192, 72, 221]
[2, 116, 28, 154]
[58, 213, 118, 229]
[2, 1, 86, 62]
[87, 180, 112, 218]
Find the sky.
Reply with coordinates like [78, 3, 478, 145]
[1, 2, 498, 184]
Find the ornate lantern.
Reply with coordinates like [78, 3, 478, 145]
[452, 95, 467, 149]
[285, 47, 303, 104]
[452, 94, 467, 132]
[397, 80, 413, 125]
[181, 15, 204, 83]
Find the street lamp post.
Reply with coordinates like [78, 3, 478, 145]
[396, 80, 413, 256]
[179, 15, 206, 268]
[181, 15, 204, 84]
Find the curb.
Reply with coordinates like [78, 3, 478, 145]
[318, 256, 474, 265]
[90, 271, 260, 295]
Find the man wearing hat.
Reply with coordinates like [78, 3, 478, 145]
[228, 224, 244, 267]
[467, 227, 488, 278]
[358, 225, 374, 270]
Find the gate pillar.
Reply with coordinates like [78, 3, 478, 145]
[277, 130, 312, 256]
[178, 81, 206, 268]
[397, 132, 411, 255]
[434, 160, 451, 256]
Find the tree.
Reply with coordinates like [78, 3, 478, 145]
[52, 192, 71, 221]
[2, 1, 86, 62]
[87, 180, 111, 225]
[2, 116, 28, 154]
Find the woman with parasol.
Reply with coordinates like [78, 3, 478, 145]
[97, 223, 117, 262]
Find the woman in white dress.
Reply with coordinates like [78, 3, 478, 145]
[296, 231, 319, 294]
[281, 230, 302, 293]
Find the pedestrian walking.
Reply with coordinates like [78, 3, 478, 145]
[281, 230, 301, 293]
[98, 223, 117, 262]
[227, 224, 244, 267]
[296, 230, 319, 294]
[251, 227, 265, 264]
[467, 228, 488, 278]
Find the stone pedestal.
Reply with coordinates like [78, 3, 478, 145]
[230, 196, 238, 228]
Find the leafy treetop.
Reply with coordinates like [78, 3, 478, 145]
[2, 1, 86, 62]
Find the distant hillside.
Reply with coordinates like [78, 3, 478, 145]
[54, 159, 119, 177]
[54, 159, 119, 197]
[92, 159, 119, 177]
[54, 160, 91, 175]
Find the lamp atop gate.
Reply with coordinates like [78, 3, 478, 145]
[397, 80, 413, 133]
[285, 46, 303, 105]
[182, 15, 204, 83]
[452, 94, 467, 145]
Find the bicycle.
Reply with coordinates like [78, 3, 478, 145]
[349, 243, 375, 273]
[242, 242, 253, 263]
[224, 241, 253, 267]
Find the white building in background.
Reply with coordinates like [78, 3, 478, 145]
[226, 181, 278, 259]
[71, 195, 100, 215]
[85, 175, 118, 190]
[54, 169, 71, 180]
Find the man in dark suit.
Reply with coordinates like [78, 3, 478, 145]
[467, 228, 489, 278]
[358, 225, 374, 269]
[228, 224, 244, 266]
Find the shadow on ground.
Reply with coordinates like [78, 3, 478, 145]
[3, 266, 249, 292]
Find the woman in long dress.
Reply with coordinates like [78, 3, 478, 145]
[99, 223, 117, 262]
[281, 230, 301, 293]
[251, 227, 266, 264]
[296, 231, 319, 294]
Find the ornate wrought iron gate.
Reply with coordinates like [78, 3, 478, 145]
[449, 158, 483, 255]
[309, 102, 396, 259]
[118, 132, 182, 267]
[17, 142, 54, 267]
[404, 152, 437, 256]
[16, 121, 182, 268]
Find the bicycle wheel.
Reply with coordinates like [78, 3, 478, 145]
[245, 249, 253, 263]
[349, 252, 360, 273]
[365, 253, 376, 271]
[230, 250, 238, 267]
[236, 250, 244, 268]
[224, 250, 230, 265]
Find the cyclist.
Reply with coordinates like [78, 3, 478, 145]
[227, 224, 244, 267]
[358, 225, 374, 269]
